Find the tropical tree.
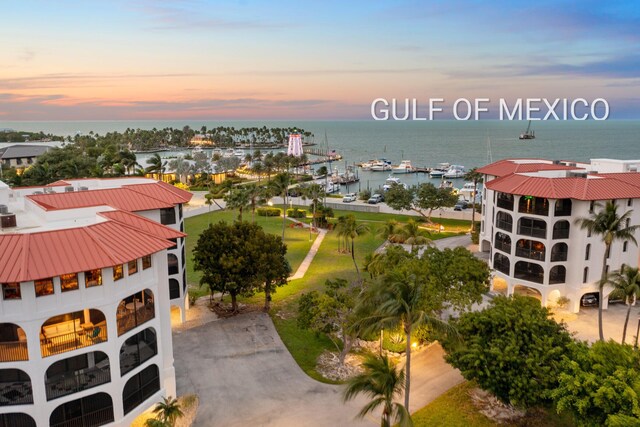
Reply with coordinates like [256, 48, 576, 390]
[245, 184, 267, 223]
[145, 153, 167, 180]
[343, 354, 412, 427]
[576, 201, 640, 341]
[335, 215, 370, 281]
[605, 265, 640, 343]
[269, 173, 292, 240]
[377, 219, 401, 243]
[149, 396, 183, 427]
[256, 233, 291, 311]
[398, 219, 432, 251]
[385, 182, 458, 222]
[302, 182, 324, 228]
[463, 167, 483, 231]
[223, 187, 251, 221]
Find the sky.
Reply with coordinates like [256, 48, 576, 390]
[1, 0, 639, 120]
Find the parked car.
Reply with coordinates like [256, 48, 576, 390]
[581, 293, 598, 307]
[342, 193, 357, 203]
[367, 193, 384, 204]
[454, 201, 469, 211]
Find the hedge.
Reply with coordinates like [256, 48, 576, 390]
[287, 208, 307, 219]
[257, 207, 281, 217]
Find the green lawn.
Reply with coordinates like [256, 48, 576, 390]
[411, 381, 575, 427]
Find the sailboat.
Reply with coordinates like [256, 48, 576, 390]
[519, 120, 535, 140]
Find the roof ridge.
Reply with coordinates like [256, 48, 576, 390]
[82, 225, 121, 266]
[19, 234, 30, 283]
[99, 210, 186, 239]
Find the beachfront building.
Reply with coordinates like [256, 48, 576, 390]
[0, 177, 191, 426]
[0, 145, 50, 172]
[478, 158, 640, 313]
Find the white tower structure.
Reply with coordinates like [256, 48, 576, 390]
[287, 132, 303, 157]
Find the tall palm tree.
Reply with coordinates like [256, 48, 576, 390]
[269, 173, 291, 240]
[223, 186, 251, 221]
[398, 219, 432, 252]
[377, 220, 401, 244]
[336, 215, 370, 282]
[302, 183, 324, 228]
[605, 265, 640, 343]
[145, 153, 167, 181]
[463, 167, 483, 233]
[576, 201, 640, 341]
[151, 396, 183, 427]
[245, 184, 267, 223]
[343, 354, 412, 427]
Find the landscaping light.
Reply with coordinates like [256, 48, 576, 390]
[268, 201, 273, 207]
[411, 342, 417, 348]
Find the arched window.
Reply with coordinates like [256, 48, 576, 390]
[0, 369, 33, 406]
[50, 392, 114, 427]
[45, 351, 110, 401]
[552, 220, 570, 239]
[122, 364, 160, 415]
[0, 413, 36, 427]
[549, 266, 566, 284]
[167, 254, 179, 276]
[514, 261, 544, 284]
[494, 232, 511, 254]
[41, 310, 107, 358]
[496, 192, 514, 210]
[0, 323, 28, 362]
[515, 239, 546, 261]
[120, 328, 157, 376]
[585, 244, 591, 261]
[554, 199, 572, 216]
[117, 289, 155, 336]
[583, 267, 589, 283]
[169, 279, 180, 300]
[518, 217, 546, 238]
[496, 211, 513, 232]
[551, 243, 568, 262]
[518, 196, 549, 216]
[493, 253, 510, 275]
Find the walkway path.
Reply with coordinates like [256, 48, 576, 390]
[289, 228, 326, 280]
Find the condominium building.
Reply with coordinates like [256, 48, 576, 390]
[0, 177, 191, 426]
[478, 158, 640, 313]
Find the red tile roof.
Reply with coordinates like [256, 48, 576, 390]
[0, 221, 175, 283]
[125, 182, 192, 204]
[99, 210, 185, 240]
[477, 159, 580, 177]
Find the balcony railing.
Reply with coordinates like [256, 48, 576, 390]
[497, 197, 514, 210]
[0, 380, 33, 406]
[515, 247, 546, 262]
[0, 341, 28, 362]
[551, 251, 568, 262]
[518, 225, 546, 239]
[120, 340, 157, 376]
[117, 304, 155, 336]
[514, 269, 544, 284]
[495, 240, 511, 254]
[552, 227, 570, 239]
[518, 205, 549, 216]
[46, 366, 111, 401]
[41, 328, 107, 358]
[496, 220, 512, 233]
[50, 406, 114, 427]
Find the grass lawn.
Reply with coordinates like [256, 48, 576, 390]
[411, 381, 575, 427]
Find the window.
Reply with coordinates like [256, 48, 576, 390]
[60, 273, 79, 292]
[589, 201, 595, 213]
[2, 283, 21, 300]
[0, 413, 36, 427]
[142, 255, 152, 270]
[120, 328, 157, 376]
[496, 211, 513, 233]
[583, 267, 589, 283]
[623, 241, 628, 252]
[0, 369, 33, 406]
[585, 244, 591, 261]
[167, 254, 179, 275]
[85, 269, 102, 288]
[587, 228, 592, 238]
[554, 199, 572, 216]
[628, 199, 633, 207]
[35, 278, 54, 297]
[626, 218, 631, 228]
[50, 392, 114, 427]
[549, 266, 566, 284]
[169, 239, 177, 249]
[113, 265, 124, 282]
[122, 364, 160, 415]
[169, 279, 180, 299]
[160, 208, 176, 225]
[128, 260, 138, 276]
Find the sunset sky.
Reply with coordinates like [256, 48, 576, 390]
[1, 0, 639, 120]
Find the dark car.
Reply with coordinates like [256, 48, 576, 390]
[581, 293, 598, 307]
[454, 201, 469, 211]
[367, 194, 384, 204]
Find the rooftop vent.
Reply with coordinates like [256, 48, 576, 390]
[33, 191, 43, 195]
[569, 172, 588, 178]
[0, 213, 16, 229]
[43, 188, 55, 194]
[552, 160, 561, 165]
[64, 186, 74, 192]
[0, 205, 8, 215]
[79, 186, 89, 191]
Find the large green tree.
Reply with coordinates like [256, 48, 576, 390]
[256, 233, 291, 311]
[385, 182, 458, 221]
[442, 295, 576, 408]
[576, 201, 639, 341]
[398, 219, 432, 251]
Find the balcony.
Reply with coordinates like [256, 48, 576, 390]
[554, 199, 572, 217]
[515, 239, 546, 262]
[553, 221, 570, 239]
[46, 365, 110, 401]
[518, 196, 549, 216]
[0, 369, 33, 406]
[496, 193, 514, 211]
[0, 324, 28, 362]
[518, 225, 546, 239]
[40, 327, 107, 358]
[494, 232, 511, 254]
[551, 243, 569, 262]
[50, 392, 114, 427]
[514, 261, 544, 284]
[120, 328, 158, 376]
[493, 253, 510, 275]
[117, 291, 155, 336]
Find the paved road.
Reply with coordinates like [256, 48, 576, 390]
[173, 313, 462, 426]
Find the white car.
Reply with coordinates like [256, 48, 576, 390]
[343, 193, 357, 203]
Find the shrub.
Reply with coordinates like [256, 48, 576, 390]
[286, 208, 306, 219]
[173, 182, 190, 191]
[471, 222, 480, 244]
[257, 207, 281, 217]
[359, 189, 372, 201]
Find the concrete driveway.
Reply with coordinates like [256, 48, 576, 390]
[173, 312, 462, 426]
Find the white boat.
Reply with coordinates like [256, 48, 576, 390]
[223, 148, 236, 158]
[234, 149, 245, 158]
[391, 160, 415, 174]
[458, 182, 479, 201]
[383, 176, 408, 191]
[369, 160, 392, 172]
[359, 160, 376, 170]
[443, 165, 466, 179]
[429, 170, 444, 178]
[191, 146, 203, 154]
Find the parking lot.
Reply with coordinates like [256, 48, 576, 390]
[555, 301, 639, 345]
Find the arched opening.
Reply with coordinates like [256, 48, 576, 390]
[41, 310, 107, 358]
[496, 192, 514, 210]
[551, 243, 568, 262]
[518, 217, 547, 239]
[167, 254, 179, 276]
[0, 369, 33, 406]
[50, 391, 114, 427]
[514, 261, 544, 284]
[547, 290, 563, 307]
[491, 276, 508, 295]
[0, 323, 28, 362]
[515, 239, 546, 261]
[493, 253, 510, 275]
[496, 211, 513, 232]
[120, 328, 158, 376]
[122, 364, 160, 415]
[554, 199, 572, 216]
[549, 266, 566, 284]
[117, 289, 155, 336]
[494, 232, 511, 254]
[0, 413, 36, 427]
[45, 351, 110, 401]
[169, 279, 181, 300]
[552, 220, 570, 239]
[518, 195, 549, 216]
[512, 285, 542, 301]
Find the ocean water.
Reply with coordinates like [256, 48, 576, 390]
[2, 120, 640, 191]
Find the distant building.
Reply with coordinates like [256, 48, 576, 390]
[189, 134, 214, 146]
[0, 145, 50, 170]
[478, 158, 640, 313]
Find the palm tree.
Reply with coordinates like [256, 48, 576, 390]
[463, 167, 483, 233]
[343, 354, 412, 427]
[223, 186, 251, 221]
[605, 265, 640, 343]
[269, 173, 291, 240]
[377, 220, 401, 244]
[302, 183, 324, 229]
[145, 153, 167, 181]
[336, 215, 370, 282]
[576, 201, 640, 341]
[245, 184, 267, 223]
[398, 220, 432, 252]
[150, 396, 183, 427]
